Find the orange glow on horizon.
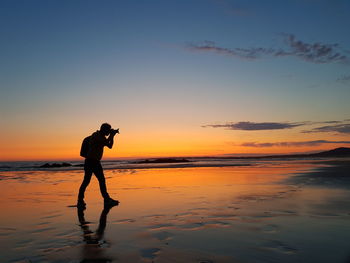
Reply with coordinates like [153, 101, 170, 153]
[1, 123, 349, 161]
[0, 139, 344, 161]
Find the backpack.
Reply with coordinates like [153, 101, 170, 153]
[80, 135, 91, 158]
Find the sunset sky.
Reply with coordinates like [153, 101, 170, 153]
[1, 0, 350, 160]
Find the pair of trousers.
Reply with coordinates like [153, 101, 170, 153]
[78, 158, 110, 200]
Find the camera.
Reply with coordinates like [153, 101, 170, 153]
[111, 128, 119, 134]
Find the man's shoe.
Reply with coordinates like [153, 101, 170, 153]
[104, 198, 119, 207]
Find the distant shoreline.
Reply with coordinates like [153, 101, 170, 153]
[1, 156, 350, 173]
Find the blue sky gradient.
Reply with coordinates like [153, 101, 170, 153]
[1, 0, 350, 159]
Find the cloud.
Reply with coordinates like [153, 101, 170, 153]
[240, 140, 350, 147]
[187, 41, 276, 60]
[280, 34, 348, 63]
[203, 120, 350, 134]
[186, 34, 348, 64]
[304, 123, 350, 134]
[202, 121, 305, 130]
[315, 120, 343, 124]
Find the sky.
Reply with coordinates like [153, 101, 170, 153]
[1, 0, 350, 160]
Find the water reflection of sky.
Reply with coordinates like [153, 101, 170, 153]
[0, 163, 350, 262]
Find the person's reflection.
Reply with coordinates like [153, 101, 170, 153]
[77, 203, 118, 263]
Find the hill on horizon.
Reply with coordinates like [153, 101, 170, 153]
[310, 147, 350, 157]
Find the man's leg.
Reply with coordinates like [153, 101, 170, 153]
[78, 160, 93, 202]
[93, 162, 110, 200]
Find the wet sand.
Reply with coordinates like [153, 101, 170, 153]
[1, 160, 350, 262]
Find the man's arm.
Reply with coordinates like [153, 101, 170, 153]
[106, 132, 117, 149]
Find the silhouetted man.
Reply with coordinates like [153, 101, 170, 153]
[78, 123, 119, 207]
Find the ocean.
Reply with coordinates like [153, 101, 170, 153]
[0, 157, 329, 172]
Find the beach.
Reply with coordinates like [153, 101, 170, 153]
[1, 159, 350, 263]
[3, 0, 350, 262]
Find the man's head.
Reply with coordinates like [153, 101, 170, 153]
[100, 123, 112, 136]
